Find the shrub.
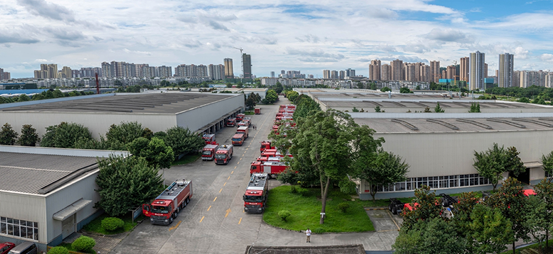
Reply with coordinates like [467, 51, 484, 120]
[313, 227, 326, 234]
[338, 202, 350, 213]
[47, 246, 69, 254]
[101, 217, 125, 231]
[290, 185, 297, 193]
[71, 236, 96, 252]
[278, 210, 291, 222]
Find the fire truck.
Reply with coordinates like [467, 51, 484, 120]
[255, 108, 261, 114]
[237, 113, 245, 122]
[243, 117, 251, 126]
[256, 156, 282, 162]
[237, 121, 249, 128]
[279, 104, 296, 110]
[260, 141, 275, 152]
[226, 118, 236, 127]
[202, 134, 216, 144]
[237, 126, 249, 138]
[250, 161, 288, 178]
[215, 145, 233, 165]
[142, 179, 193, 225]
[261, 149, 292, 158]
[232, 133, 245, 146]
[243, 173, 269, 213]
[202, 144, 219, 160]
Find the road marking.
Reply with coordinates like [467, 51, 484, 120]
[240, 158, 243, 161]
[234, 166, 237, 169]
[228, 176, 231, 180]
[237, 162, 240, 165]
[200, 216, 205, 223]
[213, 197, 217, 202]
[169, 220, 181, 231]
[238, 218, 242, 224]
[231, 171, 234, 174]
[219, 188, 223, 193]
[225, 208, 231, 218]
[207, 206, 211, 211]
[224, 182, 227, 186]
[246, 148, 248, 150]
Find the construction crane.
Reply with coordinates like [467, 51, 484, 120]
[233, 47, 245, 82]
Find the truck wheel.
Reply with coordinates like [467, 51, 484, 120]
[392, 207, 397, 215]
[186, 198, 190, 205]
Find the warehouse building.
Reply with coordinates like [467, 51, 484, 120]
[300, 90, 553, 199]
[0, 92, 245, 138]
[0, 146, 128, 251]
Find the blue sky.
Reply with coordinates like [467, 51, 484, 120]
[1, 0, 553, 78]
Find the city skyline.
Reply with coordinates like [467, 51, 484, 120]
[1, 0, 553, 78]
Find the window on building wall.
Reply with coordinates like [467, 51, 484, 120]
[0, 217, 38, 240]
[449, 175, 458, 188]
[376, 173, 490, 193]
[417, 177, 428, 189]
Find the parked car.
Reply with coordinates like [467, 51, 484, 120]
[0, 242, 14, 254]
[7, 242, 36, 254]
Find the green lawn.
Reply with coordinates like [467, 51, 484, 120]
[82, 213, 141, 235]
[263, 185, 374, 233]
[171, 154, 201, 166]
[244, 111, 255, 115]
[57, 243, 96, 254]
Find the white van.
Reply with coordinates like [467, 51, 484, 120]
[7, 242, 37, 254]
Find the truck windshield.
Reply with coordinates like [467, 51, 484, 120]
[152, 206, 169, 214]
[232, 138, 242, 142]
[215, 154, 226, 159]
[202, 150, 212, 155]
[243, 195, 263, 203]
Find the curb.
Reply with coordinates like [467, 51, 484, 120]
[261, 219, 374, 235]
[364, 207, 387, 211]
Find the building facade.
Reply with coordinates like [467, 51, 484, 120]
[499, 53, 514, 88]
[469, 51, 486, 90]
[369, 60, 381, 81]
[242, 54, 252, 79]
[224, 58, 234, 79]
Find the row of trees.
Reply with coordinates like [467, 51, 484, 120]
[0, 89, 94, 104]
[272, 95, 410, 223]
[245, 92, 262, 109]
[394, 177, 553, 254]
[0, 123, 40, 146]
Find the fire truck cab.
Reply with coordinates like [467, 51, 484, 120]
[260, 141, 275, 152]
[226, 118, 236, 127]
[142, 179, 193, 225]
[243, 173, 269, 213]
[237, 113, 246, 122]
[202, 134, 216, 144]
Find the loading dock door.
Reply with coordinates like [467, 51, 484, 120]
[62, 214, 75, 239]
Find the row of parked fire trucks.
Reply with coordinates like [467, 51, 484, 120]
[243, 104, 296, 213]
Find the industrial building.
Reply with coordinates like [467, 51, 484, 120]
[0, 146, 128, 251]
[299, 89, 553, 199]
[0, 92, 245, 138]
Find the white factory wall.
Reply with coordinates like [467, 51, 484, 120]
[176, 94, 245, 132]
[0, 112, 176, 139]
[375, 130, 553, 178]
[45, 170, 101, 245]
[0, 191, 46, 245]
[328, 106, 553, 114]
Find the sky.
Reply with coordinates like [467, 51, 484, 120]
[1, 0, 553, 78]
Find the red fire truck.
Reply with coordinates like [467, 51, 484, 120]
[232, 133, 245, 146]
[202, 134, 216, 144]
[215, 145, 233, 165]
[260, 141, 275, 152]
[226, 118, 237, 127]
[256, 156, 282, 162]
[237, 121, 249, 128]
[255, 108, 261, 114]
[250, 161, 288, 178]
[237, 126, 249, 138]
[142, 179, 193, 225]
[237, 113, 245, 122]
[202, 144, 219, 160]
[243, 173, 269, 213]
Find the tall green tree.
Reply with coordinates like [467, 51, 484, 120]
[505, 146, 526, 178]
[18, 124, 40, 146]
[164, 126, 204, 156]
[473, 143, 508, 191]
[542, 151, 553, 180]
[18, 94, 30, 102]
[245, 92, 257, 109]
[485, 177, 530, 253]
[264, 90, 278, 104]
[393, 217, 467, 254]
[288, 110, 367, 224]
[523, 195, 549, 252]
[535, 179, 553, 249]
[41, 122, 93, 148]
[0, 123, 18, 145]
[355, 149, 407, 202]
[434, 102, 445, 113]
[95, 155, 164, 217]
[127, 137, 174, 169]
[469, 204, 512, 254]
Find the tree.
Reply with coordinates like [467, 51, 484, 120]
[401, 185, 443, 230]
[485, 177, 530, 254]
[286, 91, 299, 102]
[95, 155, 164, 217]
[226, 83, 232, 88]
[41, 122, 93, 148]
[469, 204, 512, 254]
[374, 106, 381, 112]
[105, 122, 146, 149]
[288, 110, 366, 224]
[163, 126, 204, 157]
[541, 151, 553, 179]
[400, 87, 412, 93]
[416, 85, 421, 90]
[473, 143, 508, 191]
[504, 146, 526, 178]
[274, 82, 284, 94]
[393, 217, 467, 254]
[370, 82, 377, 90]
[0, 123, 18, 145]
[380, 86, 391, 92]
[352, 107, 359, 112]
[523, 195, 549, 253]
[18, 124, 40, 146]
[469, 103, 481, 113]
[355, 150, 408, 202]
[127, 137, 174, 169]
[18, 94, 30, 102]
[535, 179, 553, 249]
[245, 92, 257, 109]
[264, 90, 278, 104]
[434, 102, 445, 113]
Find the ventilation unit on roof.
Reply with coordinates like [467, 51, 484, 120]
[486, 119, 526, 129]
[391, 119, 419, 131]
[512, 118, 553, 128]
[426, 119, 459, 130]
[456, 119, 493, 130]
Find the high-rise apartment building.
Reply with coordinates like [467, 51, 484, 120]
[430, 61, 440, 82]
[61, 66, 72, 79]
[414, 62, 422, 82]
[224, 58, 234, 79]
[446, 65, 457, 80]
[208, 64, 225, 80]
[339, 70, 345, 80]
[420, 65, 430, 82]
[381, 64, 391, 81]
[346, 68, 355, 78]
[242, 54, 252, 79]
[369, 60, 381, 80]
[323, 70, 330, 79]
[469, 51, 486, 90]
[484, 63, 488, 78]
[391, 59, 403, 81]
[270, 71, 275, 78]
[460, 57, 469, 82]
[330, 70, 338, 79]
[498, 53, 514, 88]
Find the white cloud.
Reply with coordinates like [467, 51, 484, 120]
[514, 46, 529, 59]
[541, 54, 553, 62]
